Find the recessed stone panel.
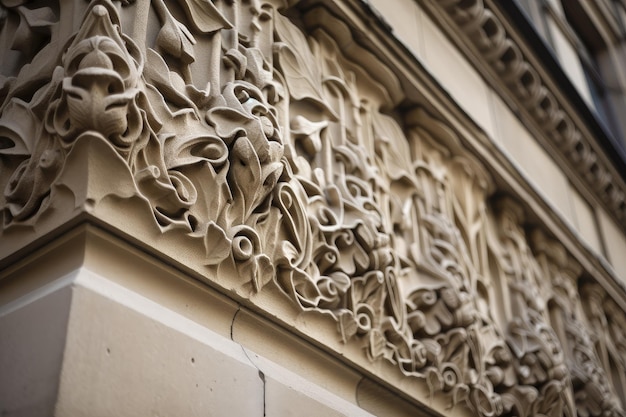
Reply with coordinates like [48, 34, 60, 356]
[491, 89, 574, 222]
[421, 11, 497, 140]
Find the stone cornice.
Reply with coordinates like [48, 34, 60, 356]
[421, 0, 626, 232]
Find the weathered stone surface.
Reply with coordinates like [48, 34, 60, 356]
[1, 1, 625, 416]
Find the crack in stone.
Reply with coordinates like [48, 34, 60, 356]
[231, 305, 266, 417]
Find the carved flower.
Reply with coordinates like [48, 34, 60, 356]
[231, 226, 258, 262]
[229, 225, 273, 291]
[316, 272, 350, 309]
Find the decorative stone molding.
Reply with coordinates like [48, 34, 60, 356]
[488, 201, 574, 417]
[532, 231, 625, 416]
[427, 0, 626, 231]
[1, 1, 625, 416]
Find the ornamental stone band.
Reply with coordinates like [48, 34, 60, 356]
[1, 1, 625, 416]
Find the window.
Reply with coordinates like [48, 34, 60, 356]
[561, 0, 626, 149]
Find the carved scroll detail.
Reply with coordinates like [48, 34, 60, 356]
[576, 284, 626, 416]
[1, 1, 625, 416]
[532, 232, 626, 417]
[488, 201, 574, 417]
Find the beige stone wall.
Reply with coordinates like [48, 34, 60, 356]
[0, 227, 440, 417]
[368, 0, 625, 283]
[1, 1, 626, 416]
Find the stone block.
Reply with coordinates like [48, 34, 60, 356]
[243, 349, 374, 417]
[54, 269, 264, 416]
[491, 89, 574, 222]
[367, 0, 424, 59]
[231, 307, 363, 404]
[0, 281, 72, 417]
[421, 11, 497, 140]
[546, 15, 593, 106]
[82, 227, 240, 340]
[598, 209, 626, 281]
[570, 187, 603, 254]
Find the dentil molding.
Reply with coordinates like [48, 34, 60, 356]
[426, 0, 626, 231]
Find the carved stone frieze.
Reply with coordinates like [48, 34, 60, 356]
[578, 283, 626, 411]
[488, 200, 574, 417]
[532, 232, 625, 417]
[1, 1, 626, 416]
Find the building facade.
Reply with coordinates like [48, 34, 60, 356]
[1, 0, 626, 416]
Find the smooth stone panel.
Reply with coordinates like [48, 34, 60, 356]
[243, 348, 374, 417]
[231, 307, 364, 405]
[420, 9, 497, 140]
[54, 269, 264, 417]
[598, 209, 626, 281]
[357, 378, 446, 417]
[545, 14, 593, 106]
[367, 0, 424, 59]
[491, 88, 574, 223]
[569, 187, 603, 254]
[0, 280, 73, 417]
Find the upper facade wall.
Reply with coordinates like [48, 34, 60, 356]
[1, 0, 626, 416]
[367, 0, 626, 281]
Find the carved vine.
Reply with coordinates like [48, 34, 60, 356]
[0, 1, 624, 416]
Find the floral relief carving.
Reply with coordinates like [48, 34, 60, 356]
[1, 1, 626, 417]
[604, 299, 626, 371]
[0, 0, 59, 101]
[488, 201, 573, 417]
[1, 0, 287, 278]
[577, 284, 626, 416]
[532, 233, 625, 417]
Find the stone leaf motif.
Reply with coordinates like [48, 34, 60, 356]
[5, 2, 55, 58]
[576, 284, 626, 417]
[533, 232, 626, 417]
[565, 318, 624, 417]
[270, 16, 519, 414]
[0, 0, 286, 287]
[1, 1, 148, 225]
[1, 71, 62, 224]
[604, 299, 626, 371]
[487, 202, 576, 417]
[142, 0, 285, 285]
[1, 1, 626, 417]
[398, 121, 514, 416]
[270, 9, 626, 415]
[0, 1, 63, 144]
[273, 11, 330, 113]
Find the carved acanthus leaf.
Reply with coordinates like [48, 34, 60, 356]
[1, 2, 625, 417]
